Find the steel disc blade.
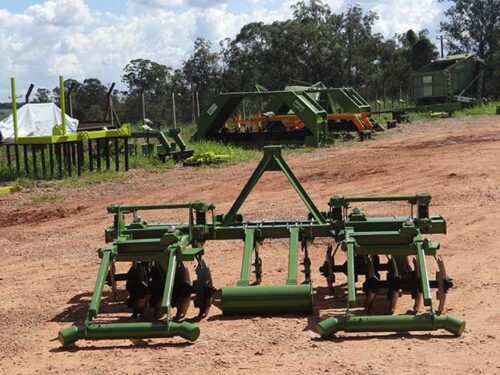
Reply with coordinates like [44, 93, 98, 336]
[173, 262, 191, 319]
[364, 256, 376, 312]
[364, 291, 376, 313]
[389, 290, 399, 314]
[193, 257, 215, 317]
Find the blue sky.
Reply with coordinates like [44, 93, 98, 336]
[0, 0, 448, 100]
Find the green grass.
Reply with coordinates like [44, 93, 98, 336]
[28, 191, 61, 204]
[58, 170, 124, 189]
[454, 101, 500, 117]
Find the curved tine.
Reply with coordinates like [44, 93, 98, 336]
[326, 244, 335, 291]
[174, 263, 191, 320]
[412, 257, 422, 313]
[436, 257, 447, 315]
[389, 257, 399, 314]
[364, 256, 376, 313]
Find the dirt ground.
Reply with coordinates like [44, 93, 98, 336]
[1, 116, 499, 375]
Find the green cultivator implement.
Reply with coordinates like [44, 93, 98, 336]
[59, 146, 464, 346]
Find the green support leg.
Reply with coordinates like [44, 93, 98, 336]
[160, 248, 177, 317]
[88, 250, 112, 319]
[237, 228, 255, 286]
[346, 240, 356, 308]
[416, 239, 432, 306]
[286, 227, 299, 285]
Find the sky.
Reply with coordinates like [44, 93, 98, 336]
[0, 0, 449, 100]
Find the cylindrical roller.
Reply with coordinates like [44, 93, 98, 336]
[58, 320, 200, 346]
[222, 284, 313, 315]
[314, 313, 465, 338]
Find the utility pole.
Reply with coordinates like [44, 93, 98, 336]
[436, 35, 445, 59]
[141, 89, 146, 125]
[172, 91, 177, 129]
[195, 90, 200, 118]
[191, 86, 196, 124]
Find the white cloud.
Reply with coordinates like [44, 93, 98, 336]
[26, 0, 93, 26]
[0, 0, 445, 100]
[130, 0, 228, 9]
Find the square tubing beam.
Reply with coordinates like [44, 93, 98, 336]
[88, 249, 112, 320]
[237, 228, 255, 286]
[160, 248, 177, 318]
[416, 239, 432, 307]
[346, 233, 356, 308]
[286, 227, 299, 285]
[274, 153, 326, 224]
[222, 154, 270, 226]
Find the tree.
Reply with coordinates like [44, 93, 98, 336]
[440, 0, 500, 59]
[122, 59, 171, 95]
[32, 88, 51, 103]
[121, 59, 172, 124]
[404, 30, 438, 70]
[440, 0, 500, 97]
[182, 38, 221, 117]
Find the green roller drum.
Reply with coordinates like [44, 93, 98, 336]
[58, 321, 200, 346]
[221, 284, 313, 315]
[314, 314, 465, 338]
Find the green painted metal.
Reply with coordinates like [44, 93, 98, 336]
[411, 53, 484, 106]
[416, 239, 432, 306]
[286, 227, 299, 285]
[314, 314, 465, 337]
[79, 124, 131, 140]
[11, 78, 18, 141]
[345, 229, 356, 308]
[222, 146, 325, 226]
[59, 75, 67, 135]
[325, 87, 371, 114]
[59, 146, 463, 344]
[195, 90, 328, 147]
[132, 128, 193, 161]
[237, 228, 255, 286]
[195, 94, 245, 140]
[0, 185, 20, 195]
[88, 249, 111, 319]
[221, 284, 313, 315]
[58, 321, 200, 346]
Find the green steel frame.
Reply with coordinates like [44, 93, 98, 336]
[195, 91, 328, 147]
[11, 76, 132, 145]
[59, 146, 464, 346]
[4, 76, 132, 179]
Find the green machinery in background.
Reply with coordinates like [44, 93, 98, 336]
[3, 76, 132, 179]
[410, 53, 485, 113]
[131, 128, 194, 162]
[59, 146, 464, 346]
[195, 90, 328, 147]
[194, 84, 381, 147]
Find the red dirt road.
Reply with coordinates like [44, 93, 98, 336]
[1, 116, 499, 374]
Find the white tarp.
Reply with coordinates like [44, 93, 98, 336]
[0, 103, 79, 141]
